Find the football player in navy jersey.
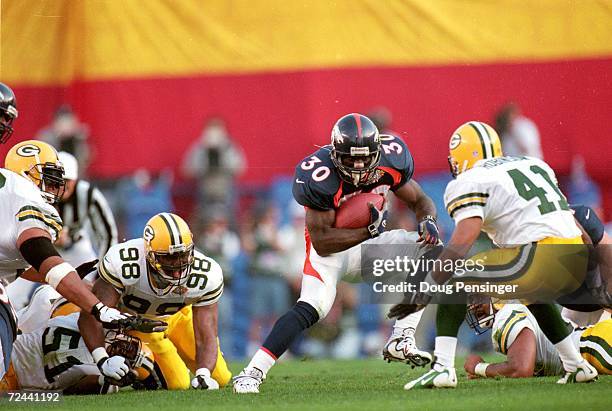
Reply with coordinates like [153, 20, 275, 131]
[233, 113, 441, 393]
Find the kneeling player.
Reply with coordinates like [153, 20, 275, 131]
[464, 303, 611, 378]
[234, 113, 441, 393]
[0, 312, 154, 394]
[78, 213, 231, 390]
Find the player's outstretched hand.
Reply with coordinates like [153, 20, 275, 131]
[115, 315, 168, 333]
[418, 215, 440, 245]
[387, 303, 427, 320]
[91, 302, 129, 329]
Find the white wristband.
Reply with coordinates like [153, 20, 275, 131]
[92, 347, 109, 364]
[195, 368, 211, 378]
[474, 362, 490, 377]
[45, 262, 75, 289]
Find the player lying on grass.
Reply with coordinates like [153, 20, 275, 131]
[79, 213, 231, 390]
[464, 302, 611, 378]
[0, 138, 128, 382]
[389, 121, 598, 389]
[0, 311, 157, 394]
[234, 113, 440, 393]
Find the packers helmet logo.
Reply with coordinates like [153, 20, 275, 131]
[16, 144, 41, 157]
[143, 225, 155, 242]
[449, 134, 461, 150]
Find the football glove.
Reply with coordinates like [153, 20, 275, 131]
[91, 302, 129, 329]
[97, 355, 129, 380]
[114, 315, 168, 333]
[387, 301, 429, 320]
[191, 368, 219, 390]
[368, 202, 388, 238]
[417, 215, 440, 245]
[75, 259, 98, 279]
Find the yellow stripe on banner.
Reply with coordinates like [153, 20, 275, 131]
[3, 0, 612, 85]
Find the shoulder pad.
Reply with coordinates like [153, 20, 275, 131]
[190, 250, 224, 305]
[292, 147, 341, 210]
[98, 240, 144, 289]
[378, 135, 414, 188]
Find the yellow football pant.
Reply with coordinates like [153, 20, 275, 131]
[459, 236, 588, 301]
[580, 319, 612, 375]
[130, 306, 232, 390]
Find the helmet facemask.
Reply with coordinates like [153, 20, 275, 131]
[25, 162, 66, 204]
[0, 108, 17, 144]
[146, 243, 194, 295]
[331, 147, 381, 186]
[465, 301, 495, 335]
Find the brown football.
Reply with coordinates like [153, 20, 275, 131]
[334, 192, 385, 229]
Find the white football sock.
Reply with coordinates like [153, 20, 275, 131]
[246, 348, 277, 375]
[433, 336, 457, 370]
[554, 334, 583, 372]
[393, 310, 424, 331]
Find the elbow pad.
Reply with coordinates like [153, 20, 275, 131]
[19, 236, 60, 272]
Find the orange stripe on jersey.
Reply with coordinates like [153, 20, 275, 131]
[333, 181, 344, 208]
[303, 228, 323, 282]
[378, 166, 402, 186]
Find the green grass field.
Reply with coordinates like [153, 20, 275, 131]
[3, 358, 610, 411]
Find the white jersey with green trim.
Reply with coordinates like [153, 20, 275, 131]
[491, 304, 581, 376]
[12, 312, 99, 390]
[444, 156, 580, 245]
[98, 238, 224, 319]
[0, 168, 62, 279]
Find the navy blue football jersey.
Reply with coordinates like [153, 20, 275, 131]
[292, 134, 414, 210]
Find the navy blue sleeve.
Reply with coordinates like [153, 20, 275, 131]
[571, 205, 604, 245]
[292, 176, 335, 210]
[394, 147, 414, 190]
[292, 149, 340, 210]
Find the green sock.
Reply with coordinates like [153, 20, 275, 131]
[526, 304, 570, 344]
[436, 304, 467, 337]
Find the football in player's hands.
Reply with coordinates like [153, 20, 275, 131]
[334, 192, 385, 229]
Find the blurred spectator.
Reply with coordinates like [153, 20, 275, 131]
[117, 168, 174, 239]
[181, 117, 246, 214]
[194, 206, 241, 281]
[302, 283, 359, 358]
[193, 206, 241, 356]
[566, 155, 603, 218]
[278, 201, 307, 290]
[38, 105, 91, 176]
[242, 203, 290, 352]
[367, 106, 393, 134]
[494, 102, 543, 159]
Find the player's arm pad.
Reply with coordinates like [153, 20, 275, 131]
[19, 236, 61, 272]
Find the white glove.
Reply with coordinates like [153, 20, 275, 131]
[191, 368, 219, 390]
[91, 302, 128, 328]
[97, 355, 129, 380]
[97, 375, 119, 394]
